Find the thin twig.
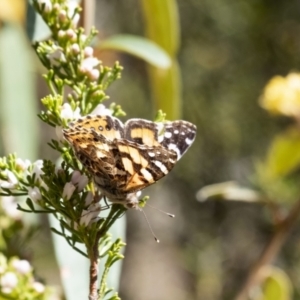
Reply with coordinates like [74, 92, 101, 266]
[235, 199, 300, 300]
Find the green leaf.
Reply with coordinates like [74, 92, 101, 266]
[257, 266, 292, 300]
[98, 34, 171, 69]
[140, 0, 179, 56]
[148, 60, 181, 119]
[26, 198, 35, 210]
[264, 127, 300, 178]
[140, 0, 181, 119]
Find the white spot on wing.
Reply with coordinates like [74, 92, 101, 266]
[185, 137, 194, 145]
[154, 161, 168, 174]
[168, 144, 180, 158]
[174, 130, 179, 134]
[164, 131, 172, 138]
[140, 168, 154, 182]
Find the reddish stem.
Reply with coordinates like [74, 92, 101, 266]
[89, 235, 100, 300]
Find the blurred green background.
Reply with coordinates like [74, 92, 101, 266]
[1, 0, 300, 299]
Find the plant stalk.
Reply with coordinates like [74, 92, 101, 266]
[89, 236, 100, 300]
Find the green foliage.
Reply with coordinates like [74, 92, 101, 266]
[140, 0, 181, 119]
[98, 34, 171, 69]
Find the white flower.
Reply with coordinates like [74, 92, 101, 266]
[70, 43, 80, 55]
[87, 69, 100, 81]
[0, 170, 18, 189]
[0, 272, 18, 294]
[91, 104, 112, 116]
[62, 182, 76, 200]
[32, 160, 44, 182]
[58, 30, 66, 39]
[79, 57, 100, 73]
[66, 1, 80, 27]
[28, 187, 42, 202]
[84, 192, 93, 206]
[84, 46, 93, 57]
[72, 13, 80, 27]
[15, 158, 31, 171]
[60, 103, 81, 120]
[47, 47, 66, 67]
[58, 10, 67, 22]
[12, 259, 31, 275]
[80, 203, 101, 227]
[37, 0, 52, 13]
[71, 171, 88, 191]
[32, 281, 45, 294]
[1, 196, 21, 219]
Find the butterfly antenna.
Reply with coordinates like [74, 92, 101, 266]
[146, 204, 175, 218]
[141, 209, 160, 243]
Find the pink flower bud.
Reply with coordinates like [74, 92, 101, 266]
[63, 182, 76, 200]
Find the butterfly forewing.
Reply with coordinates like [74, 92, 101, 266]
[160, 120, 197, 159]
[69, 115, 124, 141]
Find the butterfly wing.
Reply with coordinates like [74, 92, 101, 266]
[68, 114, 125, 140]
[124, 118, 161, 147]
[159, 120, 197, 159]
[116, 139, 177, 193]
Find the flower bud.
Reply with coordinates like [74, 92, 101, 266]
[0, 272, 18, 294]
[70, 43, 80, 55]
[32, 282, 45, 294]
[12, 259, 31, 275]
[62, 182, 76, 200]
[84, 46, 93, 57]
[71, 171, 88, 191]
[37, 0, 52, 13]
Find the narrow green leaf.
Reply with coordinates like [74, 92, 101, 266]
[140, 0, 182, 119]
[26, 198, 35, 210]
[98, 35, 171, 69]
[148, 60, 181, 120]
[140, 0, 180, 56]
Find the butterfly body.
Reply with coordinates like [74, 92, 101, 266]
[63, 114, 196, 208]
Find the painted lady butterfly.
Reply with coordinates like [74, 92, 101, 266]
[63, 115, 197, 208]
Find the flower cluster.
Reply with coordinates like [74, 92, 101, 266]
[260, 72, 300, 118]
[33, 0, 123, 120]
[0, 254, 49, 299]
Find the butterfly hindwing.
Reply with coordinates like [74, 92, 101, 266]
[116, 139, 177, 193]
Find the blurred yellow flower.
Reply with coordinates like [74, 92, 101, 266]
[260, 73, 300, 117]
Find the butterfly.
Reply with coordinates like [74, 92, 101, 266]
[63, 114, 197, 208]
